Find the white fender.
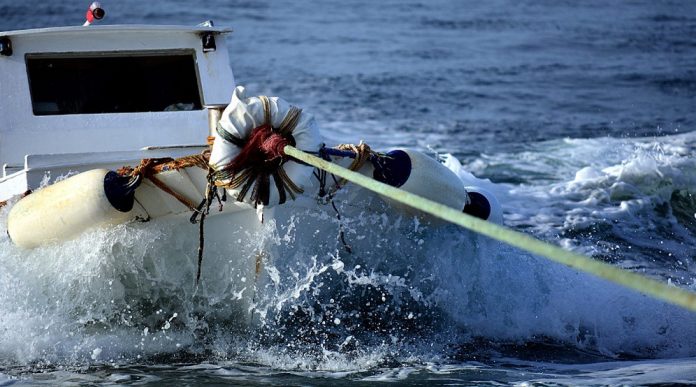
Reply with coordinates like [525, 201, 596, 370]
[371, 149, 504, 224]
[7, 169, 146, 249]
[373, 149, 469, 218]
[464, 186, 504, 224]
[209, 86, 321, 208]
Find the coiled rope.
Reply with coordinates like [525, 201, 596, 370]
[331, 142, 374, 190]
[283, 145, 696, 313]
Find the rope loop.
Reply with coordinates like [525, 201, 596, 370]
[314, 141, 376, 195]
[117, 153, 216, 286]
[311, 141, 376, 254]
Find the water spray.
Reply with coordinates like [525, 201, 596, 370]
[283, 145, 696, 313]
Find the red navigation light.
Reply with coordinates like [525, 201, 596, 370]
[84, 2, 105, 26]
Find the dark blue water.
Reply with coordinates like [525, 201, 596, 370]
[2, 0, 696, 385]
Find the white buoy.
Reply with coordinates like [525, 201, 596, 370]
[7, 169, 144, 248]
[372, 149, 503, 223]
[372, 149, 469, 218]
[463, 186, 503, 224]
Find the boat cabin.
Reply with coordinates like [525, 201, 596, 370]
[0, 25, 235, 201]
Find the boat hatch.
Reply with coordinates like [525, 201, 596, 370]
[26, 51, 202, 115]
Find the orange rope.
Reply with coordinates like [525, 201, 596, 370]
[332, 142, 374, 190]
[120, 155, 210, 211]
[0, 190, 32, 209]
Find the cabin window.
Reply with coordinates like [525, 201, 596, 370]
[26, 52, 203, 115]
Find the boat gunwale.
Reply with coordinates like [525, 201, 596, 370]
[0, 24, 232, 38]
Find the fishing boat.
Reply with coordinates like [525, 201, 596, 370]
[0, 3, 501, 327]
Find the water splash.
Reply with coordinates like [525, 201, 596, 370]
[2, 135, 696, 375]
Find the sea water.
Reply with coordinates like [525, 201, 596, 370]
[1, 0, 696, 385]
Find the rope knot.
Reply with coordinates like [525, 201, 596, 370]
[260, 132, 293, 161]
[230, 124, 295, 173]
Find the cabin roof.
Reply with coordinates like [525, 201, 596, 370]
[0, 24, 232, 38]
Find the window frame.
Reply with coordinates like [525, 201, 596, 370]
[25, 49, 204, 116]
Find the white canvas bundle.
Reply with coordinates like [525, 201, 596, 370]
[209, 86, 322, 207]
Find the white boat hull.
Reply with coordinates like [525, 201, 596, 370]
[3, 148, 503, 330]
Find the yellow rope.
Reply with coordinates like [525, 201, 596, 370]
[284, 145, 696, 313]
